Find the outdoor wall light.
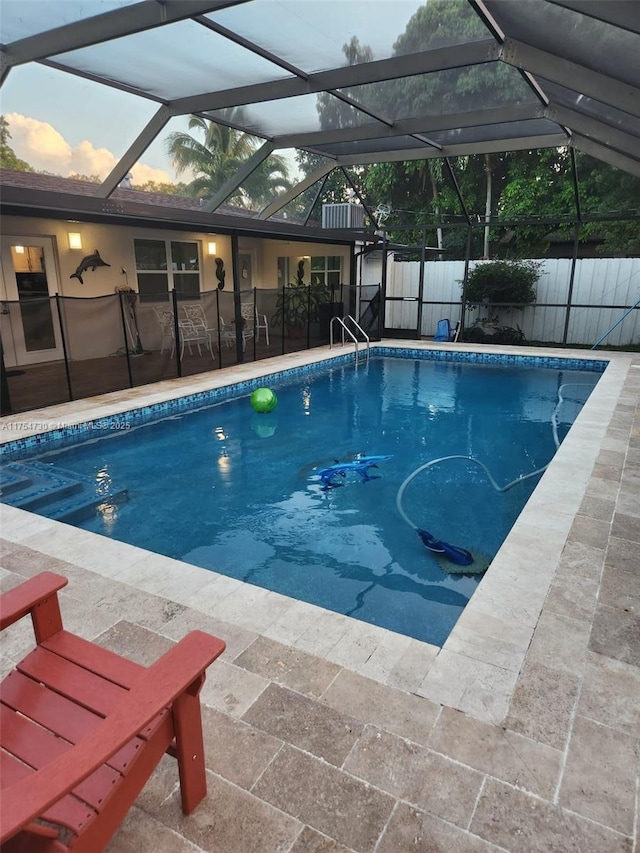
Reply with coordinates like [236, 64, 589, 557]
[68, 232, 83, 250]
[207, 241, 217, 256]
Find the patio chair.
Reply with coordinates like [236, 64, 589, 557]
[218, 317, 237, 349]
[239, 301, 256, 351]
[217, 301, 255, 352]
[173, 320, 215, 359]
[152, 305, 175, 354]
[255, 305, 270, 345]
[433, 318, 460, 342]
[0, 571, 226, 853]
[181, 304, 216, 337]
[178, 305, 216, 359]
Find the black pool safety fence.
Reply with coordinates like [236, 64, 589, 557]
[1, 284, 382, 415]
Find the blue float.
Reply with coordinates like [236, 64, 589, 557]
[317, 455, 392, 489]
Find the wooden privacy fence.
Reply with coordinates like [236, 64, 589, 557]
[362, 256, 640, 346]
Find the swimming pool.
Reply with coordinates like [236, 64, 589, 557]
[0, 349, 604, 646]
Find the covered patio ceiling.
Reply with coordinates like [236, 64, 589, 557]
[1, 0, 639, 226]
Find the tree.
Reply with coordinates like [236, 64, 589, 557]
[310, 0, 636, 261]
[316, 37, 373, 132]
[294, 37, 373, 214]
[0, 116, 34, 172]
[463, 258, 541, 343]
[343, 0, 516, 251]
[574, 155, 640, 255]
[68, 173, 102, 183]
[362, 0, 521, 251]
[131, 180, 190, 195]
[166, 115, 292, 208]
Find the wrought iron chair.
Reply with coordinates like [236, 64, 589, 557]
[177, 304, 216, 358]
[239, 301, 256, 351]
[218, 317, 237, 349]
[154, 305, 213, 358]
[152, 306, 175, 354]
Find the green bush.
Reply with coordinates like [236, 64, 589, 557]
[464, 259, 540, 308]
[461, 322, 525, 345]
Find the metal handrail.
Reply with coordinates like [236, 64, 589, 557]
[330, 315, 370, 363]
[344, 315, 370, 359]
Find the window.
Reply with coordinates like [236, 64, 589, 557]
[277, 255, 342, 291]
[310, 255, 341, 291]
[134, 239, 201, 302]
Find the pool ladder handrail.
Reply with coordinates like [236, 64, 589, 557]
[330, 315, 370, 363]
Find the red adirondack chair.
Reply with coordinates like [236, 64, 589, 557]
[0, 571, 225, 852]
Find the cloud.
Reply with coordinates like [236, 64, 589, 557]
[5, 113, 172, 184]
[130, 162, 175, 186]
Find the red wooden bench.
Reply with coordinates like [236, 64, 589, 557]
[0, 571, 225, 852]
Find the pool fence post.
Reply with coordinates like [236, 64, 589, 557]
[0, 338, 12, 415]
[417, 228, 426, 340]
[231, 234, 244, 363]
[171, 288, 182, 377]
[306, 281, 311, 349]
[116, 290, 134, 388]
[380, 230, 388, 337]
[215, 288, 223, 369]
[562, 222, 580, 345]
[280, 284, 286, 355]
[563, 150, 582, 345]
[251, 287, 257, 359]
[55, 294, 74, 402]
[459, 226, 473, 338]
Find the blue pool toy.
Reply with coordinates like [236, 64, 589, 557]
[250, 387, 278, 413]
[317, 455, 392, 489]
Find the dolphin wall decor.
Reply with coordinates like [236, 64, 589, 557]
[70, 250, 111, 284]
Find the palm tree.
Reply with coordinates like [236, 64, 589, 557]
[166, 115, 291, 209]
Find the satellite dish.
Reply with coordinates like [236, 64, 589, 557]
[373, 204, 391, 227]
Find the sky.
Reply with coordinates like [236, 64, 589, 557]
[1, 62, 311, 187]
[0, 1, 425, 188]
[2, 63, 186, 184]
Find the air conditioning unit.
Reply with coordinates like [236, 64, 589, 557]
[321, 202, 365, 229]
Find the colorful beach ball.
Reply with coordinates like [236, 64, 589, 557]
[250, 387, 278, 413]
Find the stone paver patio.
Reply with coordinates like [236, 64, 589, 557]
[1, 342, 638, 852]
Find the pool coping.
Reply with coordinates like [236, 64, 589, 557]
[0, 340, 633, 724]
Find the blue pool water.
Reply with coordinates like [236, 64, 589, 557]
[2, 355, 601, 645]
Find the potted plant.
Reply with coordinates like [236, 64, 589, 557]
[271, 260, 329, 338]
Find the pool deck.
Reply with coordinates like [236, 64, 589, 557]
[1, 340, 638, 853]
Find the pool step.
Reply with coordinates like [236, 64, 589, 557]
[0, 461, 128, 523]
[0, 466, 34, 496]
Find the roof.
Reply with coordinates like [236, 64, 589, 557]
[0, 167, 368, 244]
[1, 0, 639, 225]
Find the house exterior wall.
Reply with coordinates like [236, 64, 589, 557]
[261, 240, 352, 289]
[1, 215, 355, 363]
[1, 215, 233, 298]
[2, 215, 353, 296]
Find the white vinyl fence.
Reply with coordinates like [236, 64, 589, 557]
[361, 256, 640, 346]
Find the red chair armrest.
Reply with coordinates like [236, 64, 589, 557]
[0, 629, 225, 841]
[0, 572, 67, 631]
